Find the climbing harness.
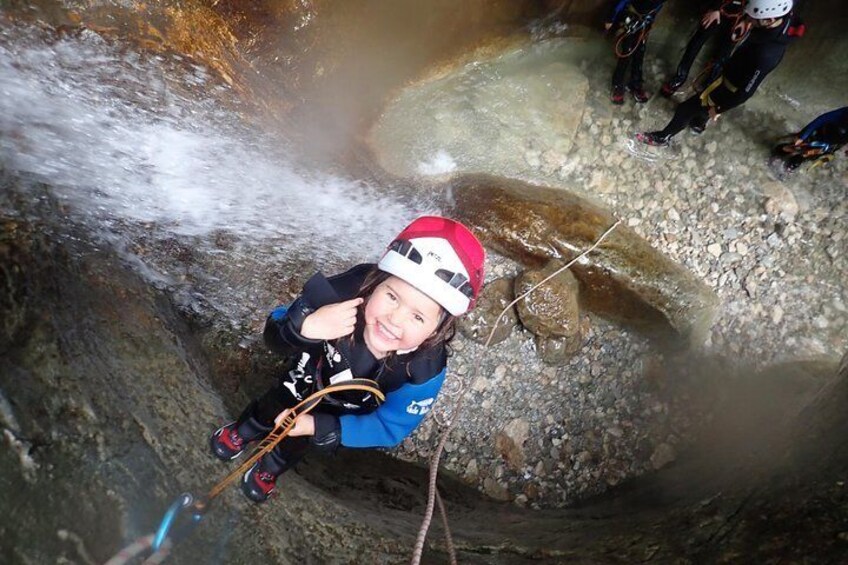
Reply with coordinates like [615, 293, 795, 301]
[105, 379, 384, 564]
[721, 1, 750, 44]
[773, 137, 839, 172]
[684, 6, 750, 96]
[613, 10, 656, 59]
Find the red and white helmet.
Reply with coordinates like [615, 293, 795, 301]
[745, 0, 793, 19]
[378, 216, 486, 316]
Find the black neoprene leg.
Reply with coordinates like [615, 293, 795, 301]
[253, 379, 304, 426]
[264, 436, 311, 475]
[675, 23, 716, 79]
[628, 39, 648, 88]
[658, 95, 709, 139]
[612, 55, 630, 89]
[704, 24, 736, 84]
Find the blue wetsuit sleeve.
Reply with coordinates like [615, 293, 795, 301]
[338, 369, 447, 448]
[799, 107, 848, 141]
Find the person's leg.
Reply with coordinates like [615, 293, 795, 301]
[637, 95, 708, 146]
[659, 96, 709, 137]
[628, 38, 650, 102]
[611, 53, 630, 104]
[211, 358, 308, 460]
[240, 366, 318, 502]
[242, 436, 310, 502]
[703, 21, 736, 86]
[663, 23, 716, 95]
[677, 24, 714, 79]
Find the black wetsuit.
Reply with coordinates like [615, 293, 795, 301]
[671, 0, 747, 85]
[239, 264, 449, 476]
[608, 0, 666, 89]
[656, 16, 795, 139]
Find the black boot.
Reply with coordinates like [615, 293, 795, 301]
[689, 114, 708, 135]
[242, 448, 289, 503]
[661, 71, 687, 97]
[610, 84, 626, 105]
[636, 131, 671, 147]
[629, 83, 650, 104]
[210, 405, 272, 461]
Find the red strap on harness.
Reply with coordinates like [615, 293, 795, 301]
[788, 23, 806, 37]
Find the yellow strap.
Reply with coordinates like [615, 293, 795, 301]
[699, 76, 726, 108]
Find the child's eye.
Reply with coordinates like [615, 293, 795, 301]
[414, 314, 425, 324]
[386, 291, 397, 301]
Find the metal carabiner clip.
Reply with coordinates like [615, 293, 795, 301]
[152, 493, 203, 552]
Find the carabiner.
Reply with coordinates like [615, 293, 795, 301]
[152, 493, 197, 552]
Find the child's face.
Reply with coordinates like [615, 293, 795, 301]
[752, 16, 781, 28]
[363, 276, 443, 359]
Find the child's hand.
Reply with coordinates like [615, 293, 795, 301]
[300, 297, 364, 340]
[275, 409, 315, 437]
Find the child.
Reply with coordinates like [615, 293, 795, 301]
[661, 0, 749, 96]
[605, 0, 667, 105]
[637, 0, 800, 146]
[210, 216, 486, 503]
[771, 106, 848, 173]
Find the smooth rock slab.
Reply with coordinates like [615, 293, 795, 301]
[446, 174, 719, 347]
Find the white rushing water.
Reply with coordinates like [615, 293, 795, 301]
[0, 24, 415, 259]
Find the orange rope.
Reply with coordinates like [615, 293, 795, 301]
[199, 379, 384, 509]
[103, 379, 384, 565]
[614, 25, 647, 59]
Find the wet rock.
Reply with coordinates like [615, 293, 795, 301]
[496, 418, 530, 470]
[763, 181, 800, 220]
[458, 277, 517, 345]
[515, 261, 580, 339]
[650, 443, 676, 470]
[0, 218, 42, 350]
[707, 243, 722, 258]
[483, 477, 511, 501]
[535, 333, 582, 365]
[447, 174, 719, 347]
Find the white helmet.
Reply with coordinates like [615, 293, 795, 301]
[378, 216, 485, 316]
[745, 0, 793, 19]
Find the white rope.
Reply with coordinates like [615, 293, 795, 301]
[410, 219, 621, 564]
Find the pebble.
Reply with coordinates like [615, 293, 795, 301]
[707, 243, 722, 257]
[667, 207, 680, 222]
[812, 316, 829, 329]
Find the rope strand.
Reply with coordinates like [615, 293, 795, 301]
[410, 220, 621, 564]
